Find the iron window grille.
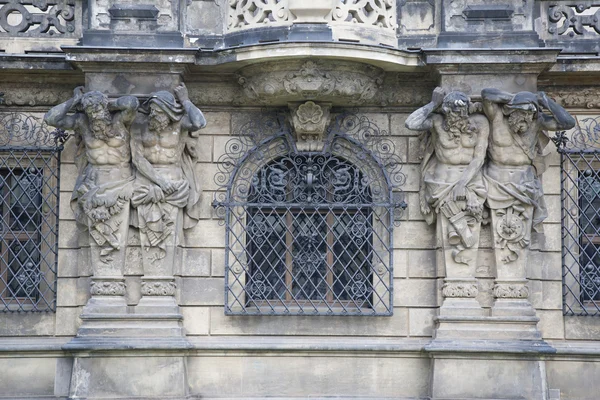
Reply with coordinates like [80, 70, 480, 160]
[213, 112, 406, 316]
[556, 116, 600, 316]
[0, 112, 66, 312]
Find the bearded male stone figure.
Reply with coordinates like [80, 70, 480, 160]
[44, 87, 139, 311]
[406, 87, 489, 316]
[481, 89, 575, 317]
[131, 83, 205, 304]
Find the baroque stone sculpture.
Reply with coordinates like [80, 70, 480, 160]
[481, 88, 575, 316]
[406, 87, 489, 316]
[131, 83, 206, 309]
[44, 87, 139, 313]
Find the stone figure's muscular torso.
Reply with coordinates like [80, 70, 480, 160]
[79, 114, 131, 166]
[486, 107, 540, 167]
[430, 114, 488, 166]
[139, 121, 184, 166]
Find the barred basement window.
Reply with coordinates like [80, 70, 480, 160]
[214, 112, 406, 315]
[557, 116, 600, 316]
[0, 112, 65, 312]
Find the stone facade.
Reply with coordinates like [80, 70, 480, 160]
[0, 1, 600, 399]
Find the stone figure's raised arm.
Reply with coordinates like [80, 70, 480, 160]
[44, 86, 85, 130]
[537, 91, 576, 131]
[481, 88, 514, 118]
[405, 87, 446, 131]
[108, 95, 139, 126]
[174, 83, 206, 133]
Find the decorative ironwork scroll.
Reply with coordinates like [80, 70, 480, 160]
[213, 111, 404, 316]
[558, 116, 600, 316]
[0, 0, 76, 36]
[0, 112, 66, 312]
[549, 3, 600, 37]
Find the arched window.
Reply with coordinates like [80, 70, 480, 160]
[215, 113, 404, 315]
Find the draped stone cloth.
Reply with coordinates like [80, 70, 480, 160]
[420, 135, 486, 226]
[71, 163, 134, 254]
[483, 161, 547, 233]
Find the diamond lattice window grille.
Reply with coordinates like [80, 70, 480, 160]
[556, 116, 600, 316]
[0, 112, 66, 312]
[213, 112, 406, 316]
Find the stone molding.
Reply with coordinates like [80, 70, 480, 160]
[90, 280, 127, 296]
[141, 280, 177, 296]
[237, 60, 384, 106]
[493, 284, 530, 299]
[442, 283, 478, 298]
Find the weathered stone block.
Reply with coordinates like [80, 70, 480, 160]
[187, 355, 430, 398]
[58, 249, 80, 278]
[537, 310, 565, 340]
[545, 194, 561, 223]
[195, 134, 213, 162]
[394, 278, 438, 307]
[408, 249, 437, 278]
[201, 111, 231, 136]
[181, 306, 210, 335]
[409, 308, 437, 337]
[394, 249, 408, 278]
[59, 194, 75, 220]
[0, 358, 56, 397]
[55, 307, 81, 336]
[210, 306, 409, 336]
[407, 192, 425, 221]
[57, 278, 80, 307]
[390, 114, 420, 136]
[186, 220, 226, 248]
[182, 248, 211, 277]
[401, 163, 421, 192]
[0, 313, 55, 336]
[59, 164, 78, 193]
[547, 360, 600, 400]
[180, 277, 224, 306]
[69, 356, 186, 399]
[432, 358, 547, 400]
[407, 135, 422, 164]
[565, 316, 600, 340]
[211, 248, 225, 277]
[58, 220, 81, 249]
[542, 166, 561, 195]
[195, 162, 220, 191]
[394, 221, 436, 249]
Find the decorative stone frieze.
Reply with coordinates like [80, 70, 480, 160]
[493, 283, 529, 299]
[237, 60, 384, 106]
[90, 280, 127, 296]
[545, 87, 600, 109]
[141, 280, 177, 296]
[442, 283, 478, 298]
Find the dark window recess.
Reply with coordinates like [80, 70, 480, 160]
[0, 112, 65, 312]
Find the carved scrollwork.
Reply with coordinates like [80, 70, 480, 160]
[0, 0, 77, 36]
[228, 0, 291, 31]
[141, 281, 177, 296]
[493, 283, 529, 299]
[442, 283, 478, 298]
[332, 0, 396, 30]
[90, 280, 127, 296]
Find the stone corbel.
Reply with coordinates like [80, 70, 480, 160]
[288, 101, 332, 152]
